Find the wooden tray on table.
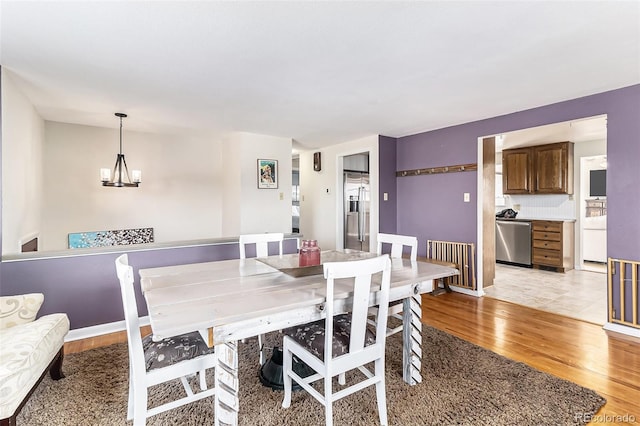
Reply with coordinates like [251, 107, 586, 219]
[256, 249, 376, 277]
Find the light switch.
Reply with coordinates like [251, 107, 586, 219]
[463, 193, 470, 202]
[383, 192, 388, 201]
[279, 192, 284, 200]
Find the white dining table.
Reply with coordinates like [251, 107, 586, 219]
[139, 250, 458, 426]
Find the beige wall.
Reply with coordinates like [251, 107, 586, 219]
[2, 70, 294, 253]
[221, 131, 293, 236]
[299, 135, 379, 251]
[41, 121, 224, 250]
[237, 132, 293, 235]
[1, 71, 45, 254]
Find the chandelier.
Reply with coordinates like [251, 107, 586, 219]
[100, 113, 141, 187]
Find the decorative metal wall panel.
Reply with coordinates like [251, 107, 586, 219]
[68, 228, 154, 249]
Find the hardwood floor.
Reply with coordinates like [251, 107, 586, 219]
[65, 293, 640, 421]
[64, 325, 150, 354]
[422, 292, 640, 422]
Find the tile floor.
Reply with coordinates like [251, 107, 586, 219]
[484, 262, 608, 325]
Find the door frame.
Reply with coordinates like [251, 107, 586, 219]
[336, 149, 376, 253]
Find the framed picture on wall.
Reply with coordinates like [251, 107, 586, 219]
[257, 159, 278, 189]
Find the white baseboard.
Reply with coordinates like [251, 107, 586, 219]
[603, 322, 640, 340]
[450, 286, 484, 297]
[65, 316, 150, 342]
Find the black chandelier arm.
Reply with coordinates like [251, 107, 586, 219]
[119, 154, 132, 183]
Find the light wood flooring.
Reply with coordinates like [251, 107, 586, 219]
[423, 293, 639, 422]
[65, 292, 639, 422]
[484, 263, 607, 325]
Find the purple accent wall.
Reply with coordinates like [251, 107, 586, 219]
[396, 172, 476, 251]
[392, 84, 640, 320]
[395, 85, 640, 257]
[0, 239, 298, 329]
[378, 135, 397, 233]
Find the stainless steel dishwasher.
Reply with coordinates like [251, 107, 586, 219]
[496, 220, 532, 266]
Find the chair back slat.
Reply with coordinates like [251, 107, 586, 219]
[322, 255, 391, 361]
[349, 273, 374, 352]
[239, 233, 284, 259]
[377, 233, 417, 261]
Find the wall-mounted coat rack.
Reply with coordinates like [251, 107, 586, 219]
[396, 163, 477, 177]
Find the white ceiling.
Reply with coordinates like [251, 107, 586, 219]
[1, 1, 638, 150]
[496, 114, 608, 152]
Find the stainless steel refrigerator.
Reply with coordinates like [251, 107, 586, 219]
[344, 172, 370, 251]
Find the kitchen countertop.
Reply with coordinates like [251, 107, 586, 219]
[495, 217, 576, 223]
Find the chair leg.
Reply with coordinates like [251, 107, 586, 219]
[324, 378, 333, 426]
[282, 344, 292, 409]
[199, 369, 207, 390]
[258, 334, 265, 365]
[49, 348, 65, 380]
[338, 372, 346, 385]
[374, 358, 388, 426]
[132, 386, 148, 426]
[127, 373, 134, 421]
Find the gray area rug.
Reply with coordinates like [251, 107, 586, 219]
[18, 326, 605, 425]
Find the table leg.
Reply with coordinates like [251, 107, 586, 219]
[215, 341, 239, 426]
[401, 291, 422, 385]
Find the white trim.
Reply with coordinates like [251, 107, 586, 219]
[450, 286, 484, 298]
[602, 322, 640, 339]
[336, 154, 346, 250]
[435, 281, 484, 297]
[65, 316, 150, 342]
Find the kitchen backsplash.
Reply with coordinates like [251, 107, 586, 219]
[501, 194, 576, 220]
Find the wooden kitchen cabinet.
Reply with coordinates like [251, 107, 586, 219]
[502, 148, 533, 194]
[533, 142, 573, 194]
[532, 220, 574, 272]
[502, 142, 573, 195]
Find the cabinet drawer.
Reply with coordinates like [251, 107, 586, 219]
[533, 239, 562, 250]
[532, 230, 561, 242]
[532, 221, 563, 232]
[533, 248, 562, 266]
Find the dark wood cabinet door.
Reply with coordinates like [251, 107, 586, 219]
[534, 142, 573, 194]
[502, 148, 532, 194]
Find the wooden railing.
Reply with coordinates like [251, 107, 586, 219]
[426, 240, 476, 290]
[608, 257, 640, 329]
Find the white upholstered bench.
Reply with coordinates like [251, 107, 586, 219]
[0, 293, 69, 426]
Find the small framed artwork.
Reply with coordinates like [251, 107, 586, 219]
[258, 159, 278, 189]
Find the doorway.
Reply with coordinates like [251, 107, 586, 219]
[342, 152, 370, 252]
[480, 115, 609, 324]
[580, 155, 607, 273]
[292, 156, 300, 233]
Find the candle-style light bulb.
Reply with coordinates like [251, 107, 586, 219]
[100, 168, 111, 182]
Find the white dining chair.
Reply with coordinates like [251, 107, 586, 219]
[115, 254, 216, 425]
[239, 232, 284, 259]
[281, 254, 391, 426]
[238, 232, 284, 365]
[376, 233, 418, 337]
